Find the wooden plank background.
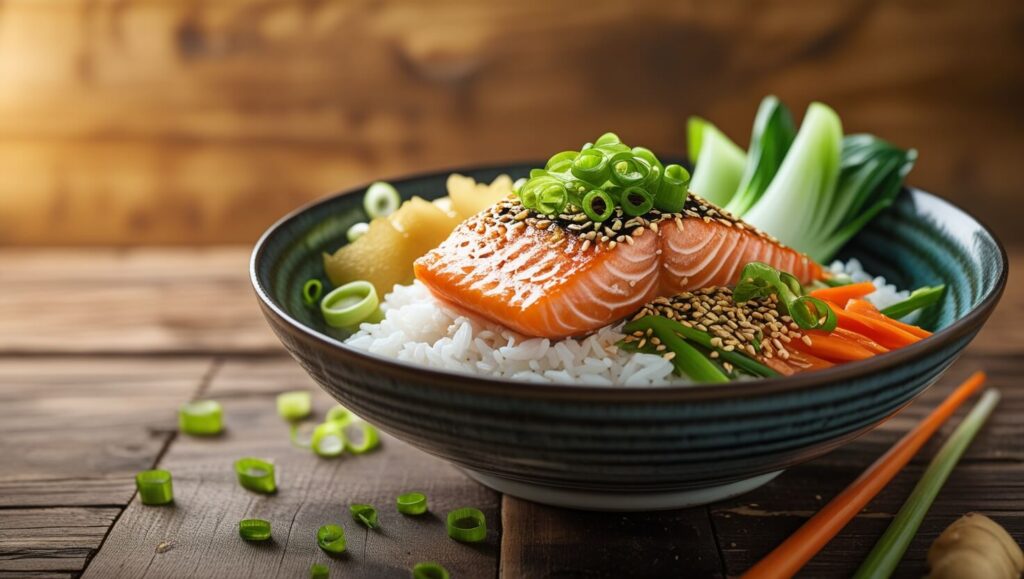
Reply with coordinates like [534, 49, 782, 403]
[0, 0, 1021, 246]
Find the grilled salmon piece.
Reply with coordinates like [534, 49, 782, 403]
[414, 195, 822, 339]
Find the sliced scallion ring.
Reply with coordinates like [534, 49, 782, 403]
[581, 190, 615, 223]
[325, 405, 354, 426]
[619, 186, 654, 217]
[178, 400, 223, 436]
[446, 507, 486, 542]
[343, 421, 380, 454]
[311, 422, 345, 457]
[316, 524, 347, 554]
[350, 504, 379, 529]
[289, 422, 314, 449]
[412, 562, 450, 579]
[346, 222, 370, 243]
[238, 518, 271, 541]
[302, 279, 324, 307]
[512, 177, 527, 193]
[310, 563, 330, 579]
[235, 458, 276, 494]
[320, 281, 380, 328]
[363, 182, 400, 219]
[277, 391, 311, 422]
[136, 469, 173, 505]
[396, 492, 428, 515]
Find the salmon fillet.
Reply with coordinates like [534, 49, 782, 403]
[414, 194, 822, 339]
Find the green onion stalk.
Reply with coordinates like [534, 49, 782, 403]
[733, 262, 837, 331]
[516, 133, 690, 222]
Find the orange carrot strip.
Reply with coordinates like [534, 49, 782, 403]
[847, 299, 932, 339]
[827, 302, 921, 349]
[792, 330, 879, 362]
[809, 281, 877, 307]
[832, 327, 889, 355]
[741, 371, 988, 579]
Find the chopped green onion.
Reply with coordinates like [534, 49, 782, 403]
[350, 504, 379, 529]
[654, 164, 690, 213]
[512, 177, 527, 192]
[239, 519, 271, 541]
[412, 562, 450, 579]
[310, 563, 330, 579]
[320, 281, 380, 328]
[178, 400, 223, 436]
[630, 146, 663, 173]
[136, 469, 173, 505]
[311, 422, 345, 457]
[303, 279, 324, 307]
[235, 458, 276, 494]
[608, 151, 651, 187]
[346, 222, 369, 243]
[571, 148, 611, 184]
[581, 190, 614, 223]
[880, 285, 945, 320]
[594, 132, 621, 147]
[853, 389, 1001, 579]
[545, 150, 578, 173]
[277, 391, 311, 422]
[325, 405, 354, 426]
[446, 507, 487, 543]
[396, 492, 428, 515]
[344, 421, 380, 454]
[289, 422, 314, 449]
[536, 182, 569, 215]
[363, 182, 400, 219]
[619, 186, 654, 217]
[734, 262, 837, 331]
[316, 524, 347, 554]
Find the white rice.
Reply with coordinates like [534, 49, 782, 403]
[345, 259, 909, 386]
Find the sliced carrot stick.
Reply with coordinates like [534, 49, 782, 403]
[784, 349, 834, 372]
[847, 299, 932, 339]
[832, 327, 890, 355]
[809, 281, 877, 307]
[827, 302, 921, 349]
[740, 371, 988, 579]
[791, 330, 879, 362]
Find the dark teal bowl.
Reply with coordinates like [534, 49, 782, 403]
[251, 165, 1007, 511]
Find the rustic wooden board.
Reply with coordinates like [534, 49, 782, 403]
[0, 249, 278, 354]
[0, 508, 118, 573]
[82, 359, 501, 579]
[0, 1, 1021, 245]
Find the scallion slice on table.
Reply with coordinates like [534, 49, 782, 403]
[446, 507, 487, 543]
[880, 285, 946, 319]
[235, 458, 277, 494]
[325, 405, 354, 426]
[135, 469, 173, 505]
[350, 504, 379, 529]
[277, 391, 312, 422]
[741, 371, 988, 579]
[238, 519, 272, 541]
[178, 400, 223, 436]
[311, 422, 345, 457]
[363, 182, 400, 219]
[290, 422, 315, 449]
[853, 388, 1002, 579]
[310, 563, 330, 579]
[346, 222, 370, 243]
[320, 281, 381, 328]
[316, 524, 347, 554]
[396, 492, 428, 515]
[343, 421, 380, 454]
[302, 279, 324, 307]
[412, 562, 451, 579]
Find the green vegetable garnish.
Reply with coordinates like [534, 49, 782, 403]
[302, 279, 324, 307]
[343, 421, 380, 454]
[346, 222, 369, 243]
[135, 469, 174, 505]
[880, 285, 945, 320]
[621, 316, 728, 383]
[733, 262, 837, 331]
[687, 117, 747, 206]
[310, 563, 330, 578]
[363, 182, 400, 219]
[234, 458, 277, 494]
[277, 391, 311, 422]
[446, 507, 487, 543]
[325, 405, 354, 426]
[238, 519, 272, 541]
[581, 190, 615, 223]
[350, 504, 379, 529]
[178, 400, 223, 436]
[316, 524, 347, 554]
[623, 316, 778, 378]
[412, 562, 450, 579]
[396, 492, 428, 515]
[725, 96, 797, 216]
[853, 389, 1001, 579]
[310, 422, 345, 457]
[620, 186, 654, 217]
[320, 281, 382, 328]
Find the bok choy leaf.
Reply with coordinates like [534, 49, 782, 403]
[687, 117, 746, 207]
[724, 96, 796, 216]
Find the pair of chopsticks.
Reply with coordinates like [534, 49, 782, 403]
[743, 371, 999, 579]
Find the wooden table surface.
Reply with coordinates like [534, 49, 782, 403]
[1, 247, 1020, 579]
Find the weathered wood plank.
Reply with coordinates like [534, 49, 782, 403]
[83, 358, 501, 579]
[0, 249, 278, 354]
[0, 508, 118, 573]
[0, 1, 1020, 245]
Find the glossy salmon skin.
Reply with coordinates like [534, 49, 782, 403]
[414, 195, 822, 339]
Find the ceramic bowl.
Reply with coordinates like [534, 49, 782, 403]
[250, 164, 1008, 511]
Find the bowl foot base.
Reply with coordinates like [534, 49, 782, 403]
[462, 469, 784, 511]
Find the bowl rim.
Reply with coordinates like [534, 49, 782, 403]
[250, 162, 1009, 403]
